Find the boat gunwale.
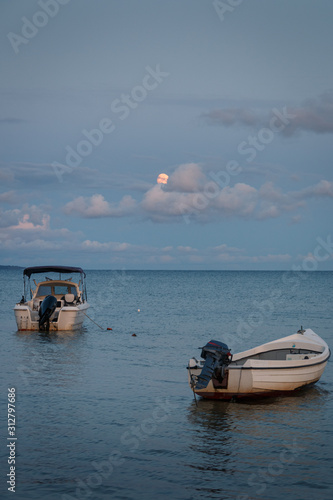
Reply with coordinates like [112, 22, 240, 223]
[227, 349, 331, 370]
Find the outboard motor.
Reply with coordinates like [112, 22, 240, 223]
[39, 295, 57, 331]
[195, 340, 232, 390]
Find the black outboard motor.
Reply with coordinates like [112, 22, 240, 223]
[195, 340, 232, 390]
[39, 295, 57, 331]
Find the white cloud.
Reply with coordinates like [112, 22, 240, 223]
[214, 183, 257, 216]
[141, 184, 196, 221]
[167, 163, 206, 192]
[299, 180, 333, 198]
[64, 194, 137, 218]
[0, 210, 297, 269]
[0, 204, 49, 229]
[140, 164, 333, 223]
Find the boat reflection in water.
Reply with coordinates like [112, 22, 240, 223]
[186, 385, 330, 499]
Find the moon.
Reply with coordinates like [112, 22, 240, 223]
[157, 173, 169, 184]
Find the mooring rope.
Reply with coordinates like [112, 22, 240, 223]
[82, 311, 110, 331]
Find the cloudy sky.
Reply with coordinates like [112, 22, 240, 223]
[1, 0, 333, 269]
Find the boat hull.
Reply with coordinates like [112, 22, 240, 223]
[14, 302, 90, 331]
[189, 360, 329, 400]
[188, 329, 330, 400]
[191, 383, 320, 400]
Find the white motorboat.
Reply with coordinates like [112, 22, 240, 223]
[14, 266, 90, 331]
[187, 328, 330, 400]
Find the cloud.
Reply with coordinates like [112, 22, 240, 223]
[141, 184, 196, 221]
[140, 174, 266, 221]
[283, 90, 333, 136]
[0, 205, 298, 270]
[167, 163, 206, 192]
[256, 181, 304, 219]
[0, 208, 21, 228]
[0, 161, 99, 188]
[214, 183, 257, 216]
[12, 214, 50, 231]
[202, 108, 260, 127]
[0, 204, 81, 260]
[78, 240, 291, 265]
[144, 163, 256, 221]
[140, 164, 332, 223]
[0, 191, 18, 204]
[251, 254, 292, 263]
[81, 240, 133, 252]
[0, 204, 49, 229]
[210, 243, 291, 263]
[177, 246, 198, 253]
[298, 179, 333, 198]
[63, 194, 137, 218]
[59, 165, 333, 225]
[201, 90, 333, 136]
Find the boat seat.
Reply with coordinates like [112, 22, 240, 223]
[64, 293, 75, 304]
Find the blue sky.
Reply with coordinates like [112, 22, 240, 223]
[1, 0, 333, 269]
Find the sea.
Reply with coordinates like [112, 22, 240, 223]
[0, 269, 332, 500]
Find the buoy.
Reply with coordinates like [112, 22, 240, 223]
[137, 309, 140, 312]
[132, 333, 137, 337]
[107, 328, 112, 331]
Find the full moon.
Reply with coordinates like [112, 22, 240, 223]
[157, 173, 169, 184]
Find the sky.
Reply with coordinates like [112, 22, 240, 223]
[1, 0, 333, 270]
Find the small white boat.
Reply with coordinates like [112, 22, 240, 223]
[187, 328, 330, 400]
[14, 266, 89, 331]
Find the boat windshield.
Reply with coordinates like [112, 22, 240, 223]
[36, 284, 78, 297]
[36, 285, 52, 296]
[54, 285, 77, 297]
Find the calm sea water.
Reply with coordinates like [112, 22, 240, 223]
[0, 270, 332, 500]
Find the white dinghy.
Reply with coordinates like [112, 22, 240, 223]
[187, 328, 330, 400]
[14, 266, 89, 332]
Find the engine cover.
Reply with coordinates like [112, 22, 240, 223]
[39, 295, 57, 330]
[195, 340, 231, 390]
